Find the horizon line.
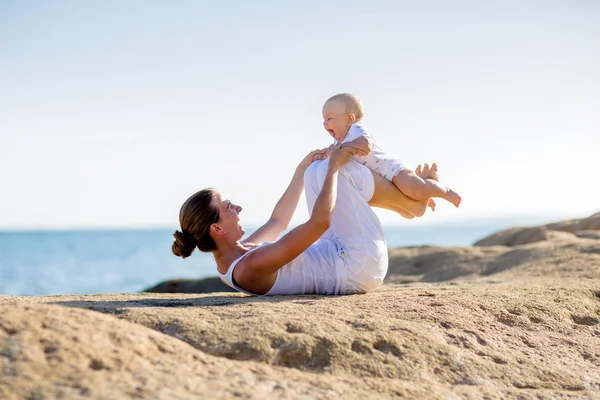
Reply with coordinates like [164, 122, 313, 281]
[0, 211, 593, 233]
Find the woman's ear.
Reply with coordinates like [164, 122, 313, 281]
[210, 223, 222, 236]
[346, 113, 356, 126]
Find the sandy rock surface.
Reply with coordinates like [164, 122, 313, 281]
[387, 233, 600, 283]
[474, 213, 600, 247]
[1, 213, 600, 399]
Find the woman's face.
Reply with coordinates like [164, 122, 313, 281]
[212, 192, 245, 239]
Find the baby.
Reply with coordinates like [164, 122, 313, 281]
[322, 93, 461, 215]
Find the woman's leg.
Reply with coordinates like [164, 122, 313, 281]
[306, 159, 426, 218]
[368, 171, 428, 218]
[303, 159, 426, 293]
[314, 159, 387, 292]
[303, 160, 321, 215]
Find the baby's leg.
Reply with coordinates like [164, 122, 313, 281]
[392, 165, 461, 208]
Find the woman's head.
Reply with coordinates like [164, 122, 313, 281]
[172, 188, 244, 258]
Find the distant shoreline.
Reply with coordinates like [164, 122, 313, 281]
[0, 212, 586, 233]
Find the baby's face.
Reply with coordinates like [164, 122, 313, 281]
[322, 100, 351, 142]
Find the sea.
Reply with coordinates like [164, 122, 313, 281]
[0, 217, 554, 296]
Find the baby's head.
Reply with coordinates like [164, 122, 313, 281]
[322, 93, 364, 142]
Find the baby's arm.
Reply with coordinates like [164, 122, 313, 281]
[340, 135, 373, 156]
[342, 135, 373, 155]
[343, 122, 373, 153]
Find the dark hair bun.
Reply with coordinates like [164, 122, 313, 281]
[172, 230, 197, 259]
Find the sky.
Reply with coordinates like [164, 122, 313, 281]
[0, 0, 599, 230]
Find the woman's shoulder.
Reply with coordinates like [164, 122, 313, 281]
[232, 242, 270, 268]
[231, 241, 277, 295]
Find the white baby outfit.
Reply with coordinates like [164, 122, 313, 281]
[219, 159, 389, 296]
[338, 121, 408, 181]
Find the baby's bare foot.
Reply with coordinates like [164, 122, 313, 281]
[445, 189, 462, 208]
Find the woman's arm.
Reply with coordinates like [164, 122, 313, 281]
[235, 143, 368, 294]
[243, 149, 327, 245]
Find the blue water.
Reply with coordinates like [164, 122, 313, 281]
[0, 220, 540, 296]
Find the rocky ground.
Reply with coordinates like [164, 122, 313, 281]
[1, 213, 599, 399]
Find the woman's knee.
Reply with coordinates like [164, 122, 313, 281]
[304, 161, 319, 182]
[315, 158, 330, 186]
[304, 160, 324, 191]
[340, 161, 375, 202]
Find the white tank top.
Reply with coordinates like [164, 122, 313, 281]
[218, 239, 353, 296]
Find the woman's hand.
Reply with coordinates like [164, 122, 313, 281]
[329, 136, 370, 170]
[298, 149, 329, 169]
[328, 144, 352, 170]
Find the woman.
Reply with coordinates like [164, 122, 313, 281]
[172, 139, 429, 295]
